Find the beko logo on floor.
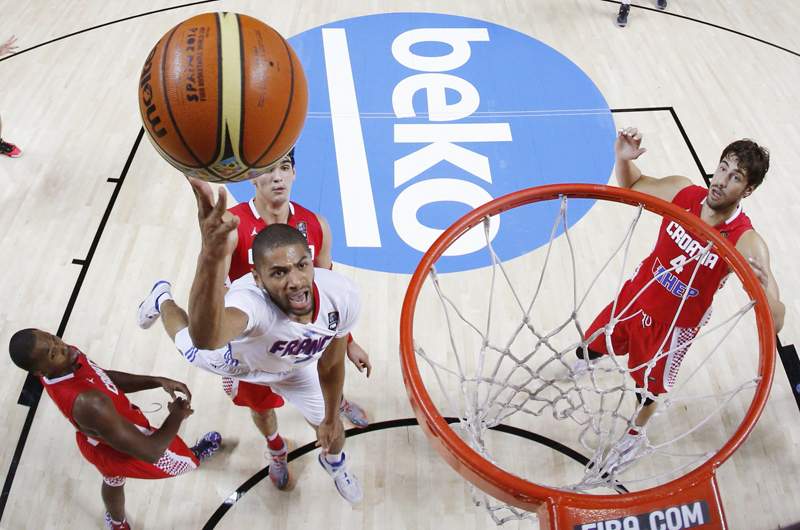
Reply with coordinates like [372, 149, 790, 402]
[229, 13, 616, 273]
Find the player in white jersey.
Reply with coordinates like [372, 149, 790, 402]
[150, 178, 363, 503]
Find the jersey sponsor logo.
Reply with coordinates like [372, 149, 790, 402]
[664, 221, 719, 270]
[652, 258, 700, 300]
[328, 311, 340, 331]
[86, 358, 119, 395]
[226, 13, 615, 273]
[251, 227, 258, 236]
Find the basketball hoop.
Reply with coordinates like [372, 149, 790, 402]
[399, 184, 775, 529]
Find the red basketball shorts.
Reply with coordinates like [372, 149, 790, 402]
[222, 377, 285, 412]
[585, 282, 700, 395]
[76, 431, 199, 486]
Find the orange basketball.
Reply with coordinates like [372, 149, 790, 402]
[138, 12, 308, 182]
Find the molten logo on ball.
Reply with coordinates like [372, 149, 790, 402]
[138, 12, 309, 183]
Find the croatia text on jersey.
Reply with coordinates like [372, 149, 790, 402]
[86, 357, 120, 395]
[665, 221, 719, 269]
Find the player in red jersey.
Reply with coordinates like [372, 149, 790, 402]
[138, 149, 370, 490]
[574, 127, 785, 472]
[8, 328, 222, 530]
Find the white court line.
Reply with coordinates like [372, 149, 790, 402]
[322, 28, 382, 247]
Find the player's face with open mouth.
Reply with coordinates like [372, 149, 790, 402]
[256, 243, 315, 321]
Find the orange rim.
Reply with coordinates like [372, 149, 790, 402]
[399, 184, 775, 517]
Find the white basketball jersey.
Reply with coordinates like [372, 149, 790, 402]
[223, 268, 361, 374]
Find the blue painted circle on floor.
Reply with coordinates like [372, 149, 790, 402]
[228, 13, 616, 273]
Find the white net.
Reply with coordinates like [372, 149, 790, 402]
[410, 193, 763, 526]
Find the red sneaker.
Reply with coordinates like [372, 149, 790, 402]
[105, 512, 131, 529]
[0, 139, 21, 158]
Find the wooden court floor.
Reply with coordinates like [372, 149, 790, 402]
[1, 1, 800, 528]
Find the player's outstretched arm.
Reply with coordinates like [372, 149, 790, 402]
[186, 178, 248, 349]
[316, 335, 348, 455]
[615, 127, 691, 203]
[72, 390, 193, 464]
[736, 231, 785, 333]
[106, 371, 192, 402]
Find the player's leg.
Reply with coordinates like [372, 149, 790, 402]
[572, 298, 629, 374]
[158, 299, 188, 341]
[221, 378, 290, 489]
[271, 364, 363, 503]
[101, 478, 130, 530]
[617, 0, 631, 26]
[604, 317, 698, 474]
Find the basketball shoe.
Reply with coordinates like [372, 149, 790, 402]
[136, 280, 172, 329]
[657, 0, 667, 9]
[340, 397, 369, 428]
[0, 138, 21, 158]
[267, 438, 292, 490]
[616, 4, 630, 26]
[191, 431, 222, 462]
[319, 452, 363, 504]
[570, 358, 591, 376]
[599, 429, 647, 475]
[105, 512, 131, 530]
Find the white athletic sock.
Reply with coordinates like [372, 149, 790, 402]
[155, 291, 173, 312]
[325, 452, 343, 465]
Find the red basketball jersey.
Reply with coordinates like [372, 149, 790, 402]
[228, 199, 324, 282]
[627, 185, 754, 327]
[41, 349, 152, 446]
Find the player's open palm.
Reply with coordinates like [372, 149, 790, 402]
[616, 127, 647, 161]
[187, 177, 239, 260]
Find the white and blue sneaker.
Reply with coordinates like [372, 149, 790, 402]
[137, 280, 172, 329]
[319, 452, 363, 504]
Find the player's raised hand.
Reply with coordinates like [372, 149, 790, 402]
[159, 377, 192, 403]
[187, 176, 239, 260]
[616, 127, 647, 161]
[0, 36, 18, 57]
[315, 418, 345, 457]
[168, 396, 195, 420]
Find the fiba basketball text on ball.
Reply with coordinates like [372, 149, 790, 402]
[139, 12, 308, 183]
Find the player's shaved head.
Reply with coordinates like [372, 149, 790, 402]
[252, 224, 311, 270]
[9, 328, 40, 372]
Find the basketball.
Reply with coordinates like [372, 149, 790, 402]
[138, 12, 308, 182]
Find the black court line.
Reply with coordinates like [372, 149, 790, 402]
[0, 0, 222, 63]
[777, 338, 800, 413]
[0, 128, 145, 523]
[601, 0, 800, 59]
[610, 106, 709, 186]
[202, 417, 620, 529]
